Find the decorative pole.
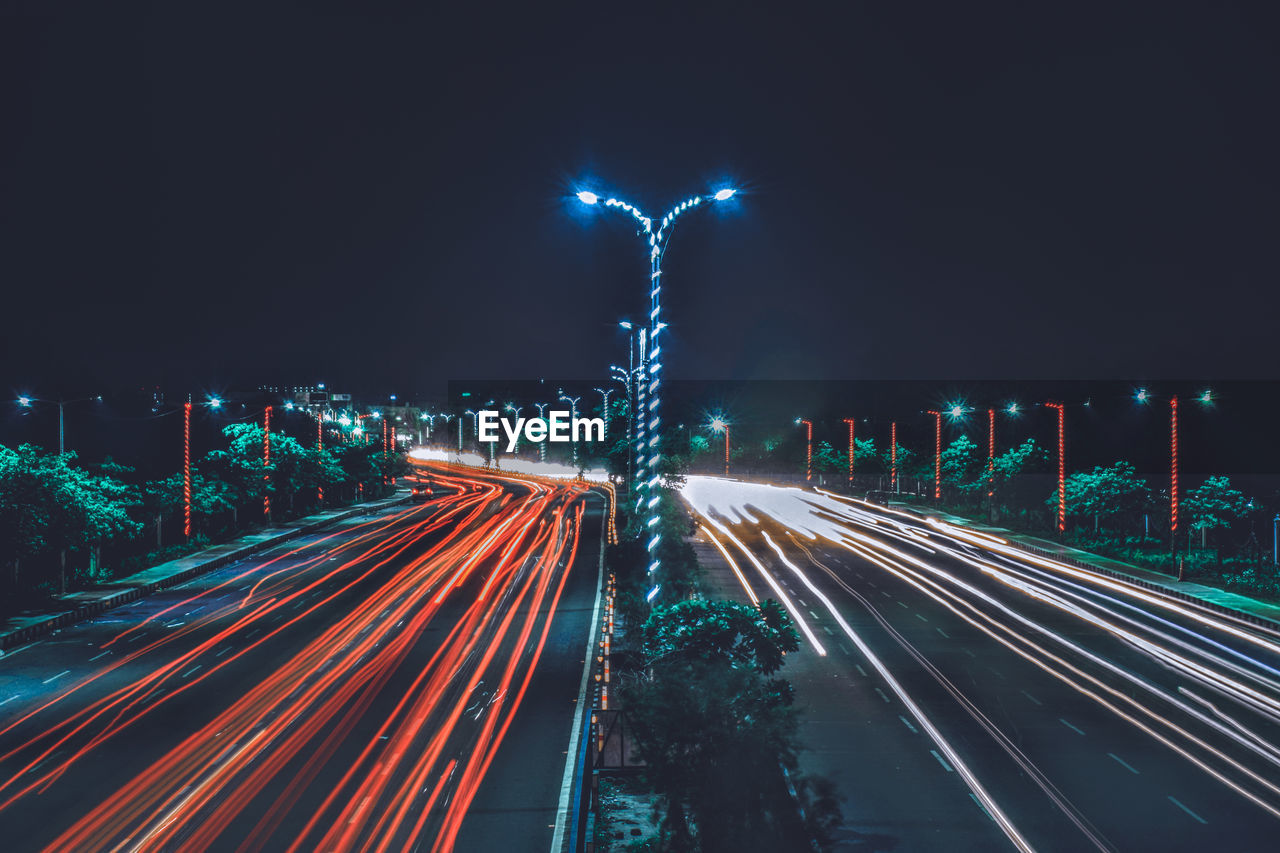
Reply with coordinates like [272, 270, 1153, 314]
[183, 402, 192, 539]
[926, 410, 942, 500]
[890, 422, 898, 492]
[1170, 395, 1179, 553]
[843, 417, 856, 486]
[317, 412, 324, 505]
[987, 408, 995, 498]
[263, 406, 272, 519]
[1046, 402, 1065, 533]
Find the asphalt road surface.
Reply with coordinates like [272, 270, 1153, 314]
[0, 464, 602, 853]
[682, 475, 1280, 853]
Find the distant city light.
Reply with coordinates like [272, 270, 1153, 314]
[1006, 402, 1020, 415]
[17, 396, 32, 407]
[576, 191, 599, 205]
[208, 397, 223, 409]
[709, 416, 727, 433]
[1135, 388, 1149, 403]
[713, 188, 736, 201]
[284, 402, 294, 411]
[1200, 389, 1214, 404]
[371, 411, 381, 418]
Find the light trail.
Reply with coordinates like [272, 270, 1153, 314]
[0, 463, 598, 852]
[680, 475, 1280, 847]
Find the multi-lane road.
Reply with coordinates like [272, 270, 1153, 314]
[0, 464, 603, 852]
[683, 475, 1280, 853]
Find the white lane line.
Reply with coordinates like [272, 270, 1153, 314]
[970, 792, 995, 821]
[0, 695, 18, 707]
[936, 627, 949, 639]
[899, 715, 918, 734]
[182, 665, 202, 679]
[550, 496, 607, 853]
[880, 590, 891, 598]
[915, 613, 928, 622]
[1168, 796, 1208, 824]
[796, 598, 807, 607]
[809, 610, 820, 620]
[987, 667, 1005, 679]
[216, 647, 233, 657]
[839, 643, 852, 655]
[873, 687, 890, 703]
[896, 600, 909, 609]
[854, 664, 868, 677]
[1020, 690, 1042, 706]
[1060, 718, 1086, 736]
[42, 670, 70, 685]
[930, 749, 955, 772]
[962, 648, 976, 658]
[822, 625, 834, 635]
[1108, 753, 1139, 774]
[89, 650, 112, 662]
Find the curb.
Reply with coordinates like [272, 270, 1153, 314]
[886, 500, 1280, 634]
[0, 495, 409, 652]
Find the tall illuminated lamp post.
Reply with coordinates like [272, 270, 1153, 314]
[795, 418, 813, 482]
[925, 410, 942, 500]
[16, 394, 102, 455]
[576, 184, 738, 591]
[263, 405, 272, 519]
[504, 403, 524, 459]
[558, 390, 581, 467]
[610, 365, 635, 490]
[709, 416, 730, 477]
[1045, 402, 1066, 534]
[842, 417, 856, 486]
[890, 422, 898, 493]
[534, 403, 550, 463]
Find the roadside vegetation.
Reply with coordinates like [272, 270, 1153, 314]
[0, 427, 408, 610]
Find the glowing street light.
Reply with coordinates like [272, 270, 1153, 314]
[14, 394, 102, 454]
[534, 402, 549, 462]
[795, 418, 813, 482]
[708, 415, 729, 477]
[1199, 389, 1214, 405]
[1135, 388, 1150, 404]
[575, 181, 739, 580]
[1006, 402, 1020, 416]
[593, 388, 613, 440]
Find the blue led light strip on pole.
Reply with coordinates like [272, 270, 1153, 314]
[576, 187, 736, 586]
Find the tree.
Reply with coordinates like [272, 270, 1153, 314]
[1051, 461, 1152, 537]
[979, 438, 1044, 519]
[939, 435, 981, 499]
[0, 445, 138, 597]
[1183, 476, 1249, 568]
[625, 599, 813, 852]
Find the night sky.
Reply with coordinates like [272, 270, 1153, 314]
[3, 2, 1278, 398]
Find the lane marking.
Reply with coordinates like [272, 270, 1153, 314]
[0, 695, 18, 707]
[1168, 796, 1208, 824]
[550, 497, 607, 853]
[809, 610, 820, 620]
[971, 792, 995, 821]
[1060, 718, 1086, 736]
[898, 715, 918, 734]
[854, 664, 867, 677]
[896, 600, 908, 609]
[89, 650, 112, 662]
[1020, 690, 1042, 706]
[822, 625, 834, 635]
[936, 627, 949, 639]
[915, 613, 928, 622]
[182, 665, 202, 679]
[42, 670, 70, 685]
[930, 749, 955, 772]
[1108, 753, 1139, 775]
[216, 647, 233, 657]
[873, 687, 890, 703]
[838, 643, 852, 655]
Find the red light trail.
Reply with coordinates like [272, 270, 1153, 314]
[0, 463, 598, 852]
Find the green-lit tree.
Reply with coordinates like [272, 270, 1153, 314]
[1183, 476, 1249, 568]
[1051, 461, 1152, 537]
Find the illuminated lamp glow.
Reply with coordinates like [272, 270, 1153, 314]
[577, 191, 599, 205]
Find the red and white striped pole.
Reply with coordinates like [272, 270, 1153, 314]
[183, 402, 192, 539]
[1046, 402, 1065, 533]
[263, 406, 272, 519]
[843, 418, 855, 485]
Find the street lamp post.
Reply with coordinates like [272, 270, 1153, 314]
[1046, 402, 1066, 534]
[577, 184, 738, 585]
[593, 388, 613, 441]
[890, 422, 898, 493]
[1170, 395, 1180, 556]
[610, 365, 635, 491]
[709, 416, 729, 477]
[504, 404, 524, 459]
[16, 395, 102, 455]
[926, 411, 942, 500]
[842, 418, 856, 486]
[263, 406, 272, 519]
[534, 403, 549, 462]
[559, 391, 581, 467]
[795, 418, 813, 482]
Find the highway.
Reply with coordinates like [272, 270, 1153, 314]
[0, 464, 602, 852]
[682, 476, 1280, 852]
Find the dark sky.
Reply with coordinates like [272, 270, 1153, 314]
[3, 2, 1278, 398]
